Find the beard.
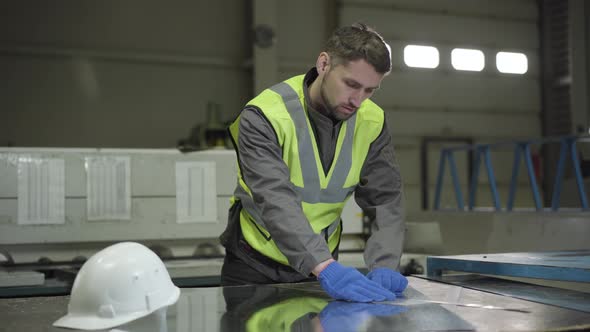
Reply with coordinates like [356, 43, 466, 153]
[319, 79, 356, 121]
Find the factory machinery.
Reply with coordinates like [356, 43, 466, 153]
[1, 147, 590, 331]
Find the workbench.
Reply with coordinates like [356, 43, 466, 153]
[2, 276, 589, 331]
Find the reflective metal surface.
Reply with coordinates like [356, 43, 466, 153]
[419, 273, 590, 313]
[2, 277, 590, 331]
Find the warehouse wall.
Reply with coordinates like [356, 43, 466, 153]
[0, 1, 251, 149]
[569, 0, 589, 135]
[0, 1, 543, 214]
[339, 0, 542, 214]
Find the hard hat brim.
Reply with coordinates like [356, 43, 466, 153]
[53, 286, 180, 330]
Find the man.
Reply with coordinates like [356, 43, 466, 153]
[220, 23, 407, 302]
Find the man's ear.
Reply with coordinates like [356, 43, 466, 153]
[316, 52, 330, 73]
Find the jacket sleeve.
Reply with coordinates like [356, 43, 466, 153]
[355, 120, 405, 271]
[236, 107, 333, 275]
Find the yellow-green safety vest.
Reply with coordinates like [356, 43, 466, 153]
[229, 74, 384, 266]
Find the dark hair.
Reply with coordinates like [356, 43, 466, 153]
[325, 22, 391, 74]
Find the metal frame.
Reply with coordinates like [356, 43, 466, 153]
[433, 135, 589, 211]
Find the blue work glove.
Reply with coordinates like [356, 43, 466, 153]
[318, 261, 396, 302]
[366, 267, 408, 296]
[319, 301, 406, 332]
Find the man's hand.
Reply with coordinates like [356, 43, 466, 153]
[317, 261, 395, 302]
[366, 267, 408, 295]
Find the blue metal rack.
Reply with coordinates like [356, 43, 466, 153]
[433, 136, 589, 211]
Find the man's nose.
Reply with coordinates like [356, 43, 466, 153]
[349, 90, 362, 107]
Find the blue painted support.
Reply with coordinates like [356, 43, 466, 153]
[570, 140, 589, 209]
[523, 143, 543, 210]
[483, 146, 501, 210]
[435, 135, 588, 211]
[507, 143, 542, 211]
[551, 137, 589, 210]
[433, 149, 465, 210]
[468, 147, 482, 210]
[433, 150, 447, 210]
[448, 152, 465, 210]
[469, 145, 501, 211]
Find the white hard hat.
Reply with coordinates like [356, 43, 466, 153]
[53, 242, 180, 330]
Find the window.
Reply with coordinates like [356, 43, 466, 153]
[451, 48, 485, 71]
[404, 45, 439, 69]
[496, 52, 528, 74]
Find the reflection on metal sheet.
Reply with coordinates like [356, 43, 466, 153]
[419, 274, 590, 313]
[109, 307, 169, 332]
[176, 288, 220, 331]
[388, 299, 531, 313]
[227, 283, 475, 332]
[1, 278, 590, 331]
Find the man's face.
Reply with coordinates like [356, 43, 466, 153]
[319, 58, 385, 121]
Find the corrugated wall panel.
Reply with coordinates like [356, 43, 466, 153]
[0, 57, 250, 147]
[386, 111, 540, 139]
[276, 0, 332, 81]
[0, 1, 250, 148]
[374, 73, 540, 112]
[341, 7, 539, 49]
[341, 0, 538, 21]
[277, 1, 329, 64]
[0, 1, 248, 59]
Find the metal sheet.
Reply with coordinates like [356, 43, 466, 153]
[2, 277, 590, 331]
[418, 274, 590, 313]
[427, 250, 590, 283]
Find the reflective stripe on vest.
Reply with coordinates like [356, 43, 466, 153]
[269, 82, 357, 204]
[234, 184, 340, 239]
[232, 74, 384, 266]
[236, 81, 355, 239]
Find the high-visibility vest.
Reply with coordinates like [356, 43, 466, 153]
[229, 74, 384, 266]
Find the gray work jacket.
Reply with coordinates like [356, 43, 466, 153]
[220, 68, 405, 282]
